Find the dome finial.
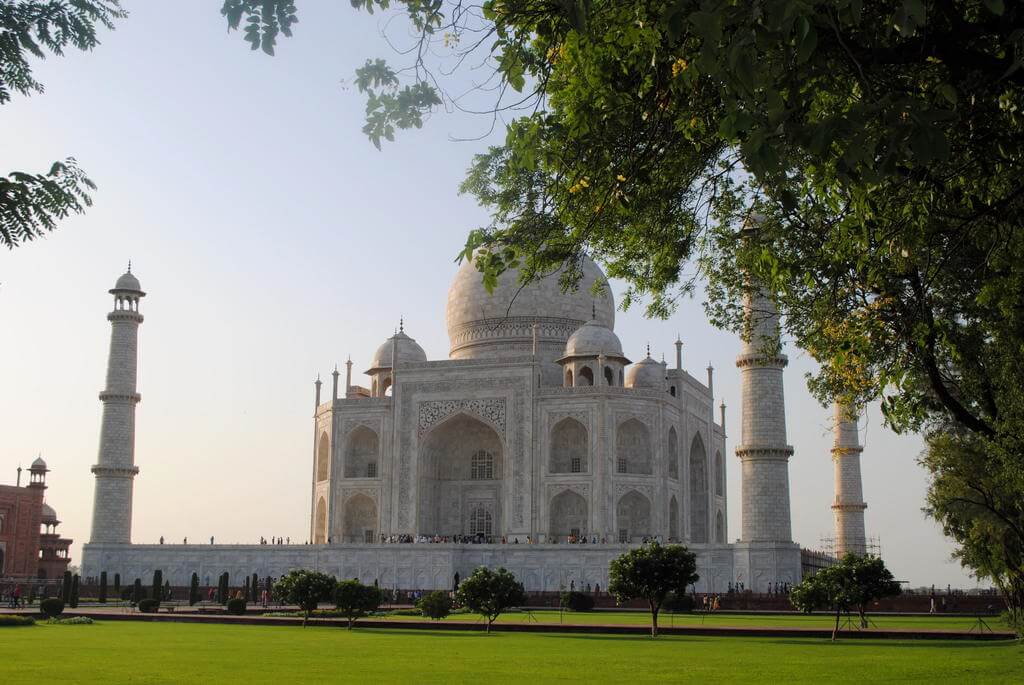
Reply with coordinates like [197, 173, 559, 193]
[399, 316, 404, 333]
[646, 342, 651, 358]
[127, 260, 132, 274]
[592, 300, 596, 320]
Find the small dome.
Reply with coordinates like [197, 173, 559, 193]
[626, 354, 667, 389]
[41, 503, 59, 524]
[113, 271, 142, 292]
[560, 320, 628, 362]
[30, 456, 47, 471]
[367, 330, 427, 372]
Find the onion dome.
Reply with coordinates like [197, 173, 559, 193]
[110, 264, 145, 295]
[365, 329, 427, 373]
[446, 253, 614, 362]
[41, 503, 59, 525]
[626, 353, 667, 389]
[30, 456, 48, 472]
[558, 320, 630, 364]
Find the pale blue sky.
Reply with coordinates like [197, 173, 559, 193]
[0, 1, 974, 588]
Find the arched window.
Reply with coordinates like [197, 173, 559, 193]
[668, 427, 679, 479]
[578, 366, 594, 386]
[715, 510, 726, 543]
[344, 426, 379, 478]
[549, 490, 588, 540]
[669, 496, 680, 540]
[343, 494, 378, 543]
[316, 432, 330, 481]
[604, 366, 614, 386]
[565, 369, 573, 387]
[314, 497, 327, 544]
[550, 418, 588, 474]
[689, 434, 709, 543]
[471, 450, 495, 480]
[469, 507, 493, 536]
[616, 418, 652, 475]
[616, 490, 652, 542]
[669, 386, 676, 396]
[715, 451, 724, 496]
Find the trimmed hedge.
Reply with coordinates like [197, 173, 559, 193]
[138, 598, 160, 613]
[0, 615, 35, 627]
[664, 592, 695, 613]
[560, 591, 595, 612]
[39, 598, 64, 618]
[226, 598, 247, 615]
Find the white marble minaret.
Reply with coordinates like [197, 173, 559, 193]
[735, 287, 794, 543]
[89, 267, 145, 544]
[831, 402, 867, 556]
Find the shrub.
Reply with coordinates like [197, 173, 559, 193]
[46, 616, 94, 625]
[70, 574, 80, 608]
[455, 566, 527, 633]
[560, 591, 595, 612]
[99, 571, 108, 604]
[39, 598, 64, 618]
[0, 615, 35, 627]
[226, 598, 247, 615]
[416, 591, 453, 620]
[389, 608, 423, 617]
[664, 593, 695, 613]
[138, 598, 160, 613]
[334, 579, 382, 628]
[189, 572, 200, 606]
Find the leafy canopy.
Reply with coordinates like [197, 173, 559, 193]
[333, 579, 382, 628]
[608, 542, 698, 637]
[454, 566, 526, 632]
[789, 554, 901, 639]
[273, 569, 336, 624]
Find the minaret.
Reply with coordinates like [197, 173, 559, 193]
[735, 285, 794, 543]
[89, 266, 145, 544]
[831, 402, 867, 556]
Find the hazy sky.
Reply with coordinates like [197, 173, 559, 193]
[0, 2, 976, 588]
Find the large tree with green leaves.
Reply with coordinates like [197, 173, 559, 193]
[333, 579, 382, 628]
[222, 1, 1024, 618]
[1, 1, 124, 248]
[790, 554, 901, 641]
[454, 566, 526, 633]
[274, 569, 336, 626]
[608, 542, 698, 637]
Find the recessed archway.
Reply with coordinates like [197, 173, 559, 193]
[314, 497, 327, 544]
[616, 490, 652, 542]
[669, 495, 680, 541]
[344, 426, 379, 478]
[550, 417, 587, 474]
[715, 510, 726, 543]
[549, 490, 588, 540]
[578, 365, 594, 386]
[668, 426, 679, 479]
[316, 432, 330, 481]
[715, 450, 724, 496]
[689, 434, 708, 543]
[616, 418, 652, 475]
[343, 494, 378, 543]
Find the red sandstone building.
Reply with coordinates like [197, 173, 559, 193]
[0, 458, 72, 582]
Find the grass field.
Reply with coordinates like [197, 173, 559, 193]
[368, 608, 1000, 631]
[1, 621, 1020, 683]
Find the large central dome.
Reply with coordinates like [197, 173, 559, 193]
[446, 255, 615, 363]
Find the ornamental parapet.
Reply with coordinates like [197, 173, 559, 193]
[735, 352, 788, 369]
[831, 502, 868, 512]
[98, 391, 142, 402]
[734, 445, 794, 461]
[539, 386, 668, 400]
[107, 311, 144, 323]
[90, 464, 140, 477]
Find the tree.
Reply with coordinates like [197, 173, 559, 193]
[151, 570, 163, 603]
[132, 578, 143, 605]
[790, 554, 901, 641]
[217, 572, 230, 605]
[454, 566, 526, 633]
[608, 543, 698, 637]
[98, 571, 108, 604]
[251, 573, 259, 602]
[113, 573, 120, 593]
[1, 1, 125, 248]
[61, 570, 72, 602]
[222, 1, 1024, 623]
[69, 574, 80, 608]
[189, 573, 200, 606]
[334, 579, 382, 629]
[416, 590, 452, 621]
[273, 570, 336, 626]
[922, 430, 1024, 636]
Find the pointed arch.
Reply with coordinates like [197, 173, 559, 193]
[550, 417, 588, 474]
[343, 494, 377, 543]
[715, 510, 725, 543]
[314, 496, 327, 544]
[316, 432, 330, 481]
[344, 426, 379, 478]
[604, 366, 614, 386]
[668, 426, 679, 479]
[616, 418, 652, 475]
[669, 495, 680, 541]
[419, 413, 504, 536]
[549, 490, 588, 540]
[565, 369, 574, 387]
[616, 490, 652, 542]
[715, 450, 724, 496]
[689, 434, 709, 543]
[578, 365, 594, 386]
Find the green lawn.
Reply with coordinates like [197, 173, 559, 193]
[371, 608, 1000, 632]
[2, 622, 1020, 683]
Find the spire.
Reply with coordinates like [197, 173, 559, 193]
[645, 342, 651, 358]
[127, 260, 132, 273]
[399, 316, 404, 333]
[674, 337, 683, 370]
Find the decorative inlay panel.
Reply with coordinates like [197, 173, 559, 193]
[417, 398, 506, 438]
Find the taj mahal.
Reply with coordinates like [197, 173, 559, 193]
[81, 254, 869, 593]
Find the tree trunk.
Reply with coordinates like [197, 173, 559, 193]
[650, 601, 659, 638]
[486, 617, 493, 633]
[832, 608, 840, 642]
[859, 606, 868, 629]
[303, 610, 309, 628]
